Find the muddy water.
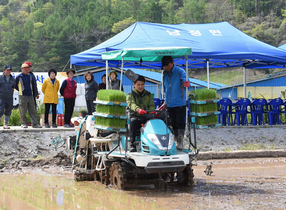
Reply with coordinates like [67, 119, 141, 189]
[1, 158, 286, 210]
[0, 172, 159, 210]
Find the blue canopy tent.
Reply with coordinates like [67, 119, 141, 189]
[71, 22, 286, 97]
[279, 43, 286, 50]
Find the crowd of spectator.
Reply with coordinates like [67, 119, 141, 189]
[0, 63, 124, 129]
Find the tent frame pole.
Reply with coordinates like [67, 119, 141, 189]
[161, 70, 164, 100]
[243, 66, 246, 98]
[207, 59, 210, 89]
[106, 60, 109, 90]
[120, 57, 124, 91]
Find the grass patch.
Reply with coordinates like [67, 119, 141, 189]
[29, 155, 45, 160]
[222, 148, 232, 152]
[96, 117, 126, 128]
[72, 108, 88, 118]
[198, 69, 243, 86]
[0, 102, 45, 126]
[96, 104, 126, 115]
[0, 159, 7, 165]
[239, 144, 267, 150]
[97, 89, 127, 102]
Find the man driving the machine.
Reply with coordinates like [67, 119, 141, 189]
[126, 75, 155, 152]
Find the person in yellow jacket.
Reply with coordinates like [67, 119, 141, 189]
[42, 68, 60, 128]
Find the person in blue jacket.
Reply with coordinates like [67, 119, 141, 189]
[162, 56, 187, 150]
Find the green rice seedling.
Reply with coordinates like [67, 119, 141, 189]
[190, 103, 218, 113]
[97, 89, 127, 102]
[196, 115, 218, 125]
[190, 89, 217, 100]
[96, 117, 126, 128]
[96, 104, 126, 115]
[189, 89, 218, 117]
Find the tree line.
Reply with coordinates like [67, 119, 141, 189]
[0, 0, 286, 72]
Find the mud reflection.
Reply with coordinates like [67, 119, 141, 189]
[0, 174, 160, 210]
[56, 189, 64, 205]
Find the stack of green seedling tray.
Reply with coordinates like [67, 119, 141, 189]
[94, 89, 127, 132]
[189, 89, 221, 129]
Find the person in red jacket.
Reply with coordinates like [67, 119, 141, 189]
[60, 69, 77, 127]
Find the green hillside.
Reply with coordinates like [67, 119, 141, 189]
[1, 0, 286, 71]
[192, 68, 285, 86]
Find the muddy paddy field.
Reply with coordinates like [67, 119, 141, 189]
[0, 126, 286, 209]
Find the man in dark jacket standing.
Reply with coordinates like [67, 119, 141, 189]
[162, 56, 188, 150]
[24, 61, 38, 109]
[14, 63, 42, 128]
[84, 72, 99, 115]
[126, 75, 155, 152]
[0, 65, 15, 129]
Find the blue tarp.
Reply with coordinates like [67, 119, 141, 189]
[74, 67, 225, 89]
[71, 22, 286, 69]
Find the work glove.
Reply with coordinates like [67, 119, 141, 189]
[137, 108, 147, 115]
[184, 81, 190, 87]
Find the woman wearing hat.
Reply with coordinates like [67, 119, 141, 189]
[108, 70, 124, 91]
[42, 68, 60, 128]
[60, 69, 77, 127]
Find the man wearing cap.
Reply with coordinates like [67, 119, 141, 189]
[0, 65, 15, 129]
[24, 61, 33, 74]
[108, 70, 124, 91]
[14, 63, 42, 128]
[60, 69, 77, 127]
[162, 56, 188, 150]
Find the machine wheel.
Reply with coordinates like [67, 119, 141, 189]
[99, 168, 110, 185]
[74, 170, 81, 182]
[109, 162, 126, 190]
[182, 164, 194, 187]
[94, 171, 100, 181]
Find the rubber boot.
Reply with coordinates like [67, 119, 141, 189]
[3, 121, 10, 129]
[177, 129, 185, 150]
[130, 142, 137, 152]
[174, 129, 178, 144]
[174, 129, 178, 138]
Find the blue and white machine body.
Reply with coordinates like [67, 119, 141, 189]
[140, 119, 176, 155]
